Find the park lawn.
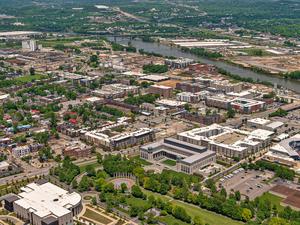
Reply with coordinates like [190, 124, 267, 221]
[143, 189, 243, 225]
[143, 189, 173, 202]
[79, 162, 101, 173]
[162, 159, 177, 166]
[171, 200, 243, 225]
[259, 192, 284, 211]
[15, 74, 48, 83]
[158, 215, 190, 225]
[83, 208, 112, 224]
[126, 197, 151, 210]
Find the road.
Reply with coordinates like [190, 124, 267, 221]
[112, 7, 147, 23]
[0, 167, 51, 185]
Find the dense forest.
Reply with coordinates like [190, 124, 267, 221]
[0, 0, 299, 37]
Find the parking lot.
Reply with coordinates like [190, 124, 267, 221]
[219, 169, 275, 200]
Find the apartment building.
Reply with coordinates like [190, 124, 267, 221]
[148, 85, 173, 98]
[177, 124, 274, 159]
[85, 128, 155, 150]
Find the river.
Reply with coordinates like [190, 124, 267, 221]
[107, 36, 300, 93]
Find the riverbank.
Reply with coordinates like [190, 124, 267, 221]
[106, 36, 300, 93]
[223, 58, 300, 82]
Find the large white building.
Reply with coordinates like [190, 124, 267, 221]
[177, 124, 274, 159]
[140, 138, 216, 174]
[22, 40, 39, 51]
[4, 182, 82, 225]
[264, 134, 300, 167]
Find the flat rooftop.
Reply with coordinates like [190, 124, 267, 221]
[214, 132, 247, 145]
[14, 182, 81, 218]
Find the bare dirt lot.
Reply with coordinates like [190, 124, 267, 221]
[231, 55, 300, 74]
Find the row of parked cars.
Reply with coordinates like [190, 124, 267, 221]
[219, 167, 245, 183]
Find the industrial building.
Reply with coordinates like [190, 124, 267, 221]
[140, 137, 216, 174]
[165, 58, 194, 69]
[3, 181, 82, 225]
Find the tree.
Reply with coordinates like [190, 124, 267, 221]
[90, 54, 98, 63]
[129, 206, 140, 217]
[121, 183, 128, 193]
[267, 217, 289, 225]
[172, 206, 191, 223]
[235, 191, 241, 201]
[184, 103, 191, 112]
[29, 67, 35, 75]
[131, 185, 144, 198]
[96, 153, 103, 164]
[85, 165, 96, 177]
[241, 208, 252, 222]
[220, 187, 227, 198]
[72, 179, 78, 189]
[227, 107, 235, 118]
[193, 215, 204, 225]
[78, 176, 91, 192]
[91, 196, 97, 205]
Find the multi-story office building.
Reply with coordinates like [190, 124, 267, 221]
[140, 138, 216, 174]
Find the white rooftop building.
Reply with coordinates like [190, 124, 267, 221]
[8, 182, 82, 225]
[265, 134, 300, 167]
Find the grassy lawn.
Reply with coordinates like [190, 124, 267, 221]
[79, 162, 101, 173]
[15, 74, 48, 83]
[83, 208, 112, 224]
[159, 215, 190, 225]
[126, 197, 152, 210]
[143, 189, 173, 202]
[259, 192, 284, 211]
[171, 200, 243, 225]
[83, 195, 92, 200]
[162, 159, 177, 166]
[131, 156, 152, 166]
[143, 189, 243, 225]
